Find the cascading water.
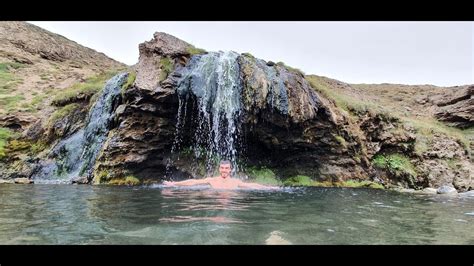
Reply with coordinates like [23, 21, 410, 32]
[169, 51, 292, 177]
[257, 59, 289, 115]
[32, 73, 128, 183]
[172, 51, 243, 174]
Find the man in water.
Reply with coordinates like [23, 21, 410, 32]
[163, 160, 276, 190]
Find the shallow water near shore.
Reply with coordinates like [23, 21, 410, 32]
[0, 184, 473, 244]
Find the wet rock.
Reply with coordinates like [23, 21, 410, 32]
[0, 179, 14, 184]
[71, 176, 89, 184]
[46, 104, 87, 140]
[437, 185, 457, 195]
[14, 178, 33, 184]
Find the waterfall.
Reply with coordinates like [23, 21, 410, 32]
[173, 51, 243, 174]
[257, 59, 289, 115]
[170, 51, 293, 177]
[32, 73, 127, 183]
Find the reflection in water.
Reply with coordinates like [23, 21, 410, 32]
[159, 216, 244, 224]
[0, 185, 473, 244]
[159, 188, 249, 224]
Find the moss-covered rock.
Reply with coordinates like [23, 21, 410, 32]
[246, 166, 282, 186]
[108, 175, 141, 186]
[283, 175, 313, 186]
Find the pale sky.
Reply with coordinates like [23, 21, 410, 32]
[29, 21, 474, 86]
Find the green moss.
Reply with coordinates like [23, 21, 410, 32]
[309, 180, 384, 189]
[403, 117, 470, 155]
[306, 75, 391, 119]
[30, 94, 47, 110]
[5, 140, 30, 152]
[283, 175, 313, 186]
[159, 57, 174, 81]
[30, 141, 48, 155]
[124, 175, 140, 185]
[353, 155, 361, 164]
[276, 61, 305, 76]
[51, 71, 119, 106]
[372, 155, 387, 168]
[0, 129, 30, 159]
[247, 166, 275, 179]
[0, 62, 24, 95]
[94, 170, 110, 184]
[121, 71, 136, 96]
[311, 181, 334, 187]
[334, 135, 347, 148]
[372, 153, 417, 178]
[0, 127, 12, 158]
[337, 180, 384, 189]
[0, 95, 25, 112]
[0, 62, 24, 71]
[47, 103, 80, 127]
[246, 166, 282, 185]
[108, 175, 141, 186]
[241, 52, 255, 58]
[187, 46, 207, 55]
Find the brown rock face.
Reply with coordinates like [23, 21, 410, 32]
[236, 55, 364, 180]
[433, 86, 474, 128]
[2, 30, 470, 192]
[92, 33, 371, 183]
[0, 114, 36, 130]
[135, 32, 193, 91]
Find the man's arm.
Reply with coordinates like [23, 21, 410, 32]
[163, 178, 211, 187]
[237, 181, 278, 190]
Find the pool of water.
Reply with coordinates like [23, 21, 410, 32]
[0, 184, 472, 244]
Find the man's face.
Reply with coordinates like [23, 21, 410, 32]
[219, 163, 232, 178]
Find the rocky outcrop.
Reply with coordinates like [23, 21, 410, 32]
[0, 114, 36, 131]
[91, 33, 193, 183]
[432, 86, 473, 128]
[236, 55, 366, 181]
[1, 29, 472, 192]
[415, 133, 472, 191]
[92, 33, 372, 184]
[134, 32, 195, 91]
